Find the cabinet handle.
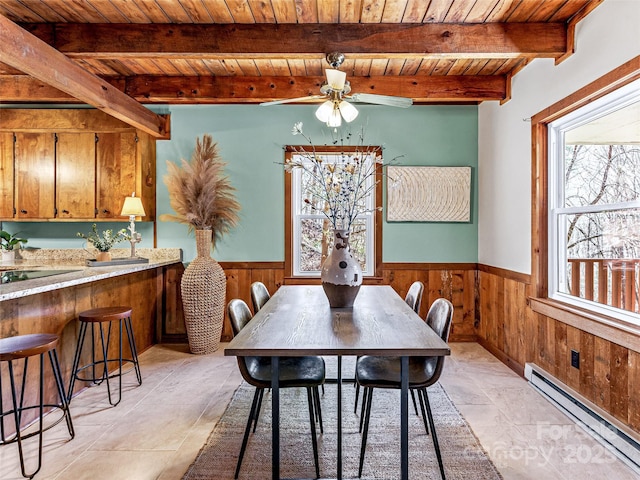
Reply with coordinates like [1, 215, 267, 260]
[20, 209, 27, 214]
[102, 209, 110, 214]
[62, 209, 69, 214]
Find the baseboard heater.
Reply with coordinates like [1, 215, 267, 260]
[524, 363, 640, 474]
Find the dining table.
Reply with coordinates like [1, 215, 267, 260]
[224, 284, 451, 480]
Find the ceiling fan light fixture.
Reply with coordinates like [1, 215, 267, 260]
[325, 69, 347, 91]
[315, 100, 334, 122]
[338, 100, 359, 122]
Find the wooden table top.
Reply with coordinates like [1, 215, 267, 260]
[225, 285, 451, 357]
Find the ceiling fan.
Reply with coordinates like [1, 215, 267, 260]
[260, 52, 413, 127]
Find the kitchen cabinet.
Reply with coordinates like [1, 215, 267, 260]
[0, 109, 156, 221]
[96, 131, 156, 221]
[56, 132, 96, 219]
[14, 132, 55, 219]
[0, 132, 13, 218]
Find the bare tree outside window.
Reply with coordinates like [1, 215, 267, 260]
[561, 142, 640, 313]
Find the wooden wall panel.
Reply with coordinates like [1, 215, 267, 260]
[476, 267, 640, 435]
[213, 262, 478, 343]
[610, 343, 629, 424]
[629, 350, 640, 431]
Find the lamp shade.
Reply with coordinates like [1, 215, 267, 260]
[327, 106, 342, 127]
[121, 196, 146, 216]
[315, 100, 334, 123]
[325, 69, 347, 91]
[338, 100, 359, 122]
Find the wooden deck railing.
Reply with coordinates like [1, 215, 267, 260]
[567, 258, 640, 314]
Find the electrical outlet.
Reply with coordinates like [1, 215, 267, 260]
[571, 350, 580, 369]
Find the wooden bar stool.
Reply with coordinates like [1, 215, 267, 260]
[0, 334, 75, 479]
[67, 306, 142, 407]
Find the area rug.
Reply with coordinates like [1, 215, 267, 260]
[183, 361, 502, 480]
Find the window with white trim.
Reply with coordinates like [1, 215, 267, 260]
[548, 79, 640, 324]
[286, 146, 381, 277]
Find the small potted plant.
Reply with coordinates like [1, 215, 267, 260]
[0, 230, 27, 262]
[77, 224, 129, 262]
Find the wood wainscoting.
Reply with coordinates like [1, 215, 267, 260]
[161, 261, 478, 344]
[476, 264, 640, 434]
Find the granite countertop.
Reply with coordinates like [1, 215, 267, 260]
[0, 248, 182, 302]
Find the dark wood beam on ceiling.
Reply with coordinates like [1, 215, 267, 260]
[0, 15, 169, 139]
[22, 22, 567, 59]
[0, 74, 507, 103]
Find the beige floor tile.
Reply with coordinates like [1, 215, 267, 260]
[484, 386, 576, 426]
[55, 450, 172, 480]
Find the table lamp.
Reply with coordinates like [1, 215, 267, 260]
[121, 193, 146, 258]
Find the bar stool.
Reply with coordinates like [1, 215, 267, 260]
[67, 306, 142, 407]
[0, 333, 75, 479]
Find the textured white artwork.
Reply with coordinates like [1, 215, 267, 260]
[386, 166, 471, 222]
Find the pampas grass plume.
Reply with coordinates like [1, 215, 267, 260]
[161, 135, 240, 245]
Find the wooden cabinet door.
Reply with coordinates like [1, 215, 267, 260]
[96, 132, 137, 219]
[14, 132, 55, 219]
[56, 133, 96, 219]
[0, 132, 14, 219]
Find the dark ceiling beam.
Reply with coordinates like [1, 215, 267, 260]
[0, 15, 169, 138]
[22, 22, 567, 59]
[0, 74, 507, 103]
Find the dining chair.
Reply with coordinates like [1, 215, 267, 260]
[355, 298, 453, 479]
[404, 280, 424, 314]
[250, 281, 271, 313]
[354, 280, 425, 414]
[227, 299, 325, 479]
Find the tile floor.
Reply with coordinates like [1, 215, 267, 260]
[1, 342, 638, 480]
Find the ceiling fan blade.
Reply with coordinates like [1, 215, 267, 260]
[260, 95, 325, 106]
[348, 93, 413, 108]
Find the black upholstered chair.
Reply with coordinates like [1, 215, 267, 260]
[404, 280, 424, 314]
[250, 281, 271, 313]
[227, 299, 325, 479]
[355, 298, 454, 479]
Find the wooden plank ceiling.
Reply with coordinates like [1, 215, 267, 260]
[0, 0, 604, 106]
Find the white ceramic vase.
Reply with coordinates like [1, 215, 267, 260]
[320, 229, 363, 308]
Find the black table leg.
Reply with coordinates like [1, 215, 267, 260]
[272, 356, 280, 480]
[401, 355, 409, 480]
[337, 355, 342, 480]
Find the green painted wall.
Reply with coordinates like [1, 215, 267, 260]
[2, 104, 478, 263]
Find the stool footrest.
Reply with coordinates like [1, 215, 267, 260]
[0, 407, 72, 445]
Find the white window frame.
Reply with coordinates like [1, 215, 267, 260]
[291, 152, 376, 277]
[548, 79, 640, 325]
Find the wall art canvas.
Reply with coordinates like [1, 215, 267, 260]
[386, 166, 471, 222]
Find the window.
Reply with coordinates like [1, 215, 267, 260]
[284, 146, 382, 278]
[548, 79, 640, 324]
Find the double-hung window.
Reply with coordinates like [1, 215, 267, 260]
[548, 79, 640, 324]
[285, 146, 382, 278]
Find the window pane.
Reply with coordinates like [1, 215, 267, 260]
[560, 208, 640, 314]
[298, 217, 368, 274]
[294, 154, 374, 227]
[299, 218, 330, 273]
[564, 144, 640, 208]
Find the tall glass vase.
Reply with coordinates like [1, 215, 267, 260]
[320, 229, 363, 308]
[181, 228, 226, 354]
